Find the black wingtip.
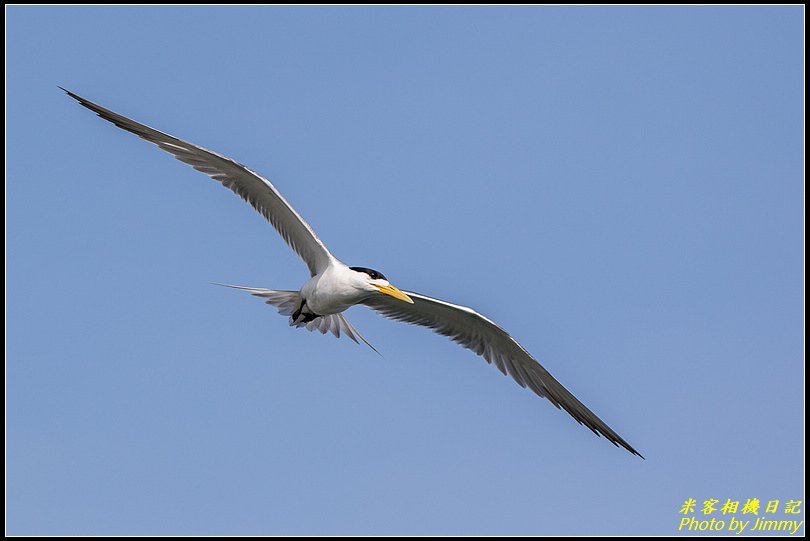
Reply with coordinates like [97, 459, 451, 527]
[618, 440, 644, 459]
[60, 87, 85, 105]
[609, 438, 644, 459]
[624, 444, 645, 460]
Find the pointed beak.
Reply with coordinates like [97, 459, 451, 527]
[374, 283, 414, 304]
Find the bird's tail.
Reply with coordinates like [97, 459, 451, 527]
[214, 283, 380, 355]
[215, 283, 300, 315]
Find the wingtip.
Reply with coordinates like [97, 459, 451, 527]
[620, 441, 645, 459]
[616, 438, 644, 459]
[58, 86, 77, 98]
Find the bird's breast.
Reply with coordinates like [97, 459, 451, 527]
[301, 268, 365, 315]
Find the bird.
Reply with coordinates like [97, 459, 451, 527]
[62, 88, 642, 458]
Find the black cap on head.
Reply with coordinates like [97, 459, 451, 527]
[350, 267, 387, 281]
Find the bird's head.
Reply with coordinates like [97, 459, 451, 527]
[350, 266, 414, 304]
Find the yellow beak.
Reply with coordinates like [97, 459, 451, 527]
[374, 283, 414, 304]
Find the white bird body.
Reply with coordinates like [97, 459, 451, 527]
[301, 263, 368, 315]
[63, 88, 642, 458]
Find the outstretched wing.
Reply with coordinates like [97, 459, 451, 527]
[63, 89, 335, 276]
[364, 290, 642, 457]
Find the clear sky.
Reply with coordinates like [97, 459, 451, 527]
[7, 6, 804, 535]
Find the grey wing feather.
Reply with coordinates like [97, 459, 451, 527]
[364, 290, 642, 457]
[63, 88, 334, 276]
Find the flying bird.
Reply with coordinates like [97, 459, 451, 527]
[63, 88, 642, 458]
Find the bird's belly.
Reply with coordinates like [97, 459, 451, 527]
[302, 275, 364, 315]
[306, 290, 358, 315]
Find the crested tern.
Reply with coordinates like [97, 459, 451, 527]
[63, 88, 642, 457]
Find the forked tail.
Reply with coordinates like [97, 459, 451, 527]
[214, 283, 380, 355]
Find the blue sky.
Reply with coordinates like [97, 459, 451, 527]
[7, 6, 804, 535]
